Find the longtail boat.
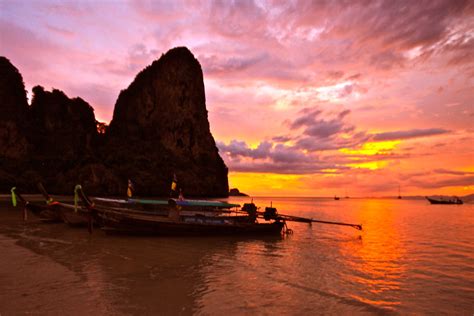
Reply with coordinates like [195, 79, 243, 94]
[36, 183, 93, 227]
[76, 186, 362, 235]
[426, 196, 463, 205]
[75, 187, 283, 235]
[11, 187, 62, 222]
[91, 196, 238, 217]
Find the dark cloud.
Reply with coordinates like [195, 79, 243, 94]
[304, 120, 346, 138]
[223, 161, 341, 175]
[218, 140, 310, 163]
[320, 0, 473, 49]
[346, 73, 362, 81]
[338, 109, 351, 119]
[287, 107, 367, 151]
[412, 175, 474, 189]
[445, 35, 474, 66]
[217, 107, 386, 174]
[370, 50, 405, 70]
[372, 128, 450, 141]
[200, 53, 268, 74]
[289, 108, 322, 130]
[217, 139, 342, 174]
[433, 169, 474, 176]
[124, 0, 473, 88]
[289, 107, 352, 139]
[217, 140, 272, 160]
[294, 138, 341, 151]
[272, 135, 293, 143]
[326, 70, 344, 81]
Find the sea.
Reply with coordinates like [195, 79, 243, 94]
[0, 196, 473, 315]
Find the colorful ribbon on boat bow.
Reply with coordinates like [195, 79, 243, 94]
[11, 187, 17, 207]
[74, 184, 82, 213]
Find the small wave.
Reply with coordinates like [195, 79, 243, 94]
[270, 276, 398, 315]
[16, 233, 73, 245]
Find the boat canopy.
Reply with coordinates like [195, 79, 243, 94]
[127, 198, 169, 205]
[93, 197, 240, 208]
[170, 199, 240, 208]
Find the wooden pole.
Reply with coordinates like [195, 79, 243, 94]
[37, 182, 53, 203]
[272, 213, 362, 230]
[23, 203, 28, 221]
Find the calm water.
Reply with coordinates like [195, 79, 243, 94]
[0, 196, 473, 315]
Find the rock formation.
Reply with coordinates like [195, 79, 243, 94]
[0, 60, 104, 193]
[0, 57, 29, 160]
[106, 47, 228, 196]
[26, 86, 106, 192]
[0, 47, 229, 197]
[0, 57, 30, 191]
[229, 188, 249, 196]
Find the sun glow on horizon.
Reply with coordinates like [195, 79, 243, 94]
[229, 172, 309, 197]
[1, 1, 473, 197]
[340, 141, 401, 156]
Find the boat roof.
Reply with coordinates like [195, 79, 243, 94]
[92, 197, 240, 208]
[128, 198, 169, 205]
[170, 198, 240, 208]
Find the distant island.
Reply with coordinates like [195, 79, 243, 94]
[229, 188, 249, 196]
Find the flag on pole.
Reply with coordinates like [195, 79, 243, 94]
[11, 187, 17, 207]
[171, 173, 177, 191]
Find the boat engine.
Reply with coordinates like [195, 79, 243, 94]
[264, 207, 278, 220]
[242, 203, 257, 221]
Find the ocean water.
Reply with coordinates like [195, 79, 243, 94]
[0, 196, 473, 315]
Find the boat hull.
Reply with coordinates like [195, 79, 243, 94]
[94, 207, 284, 236]
[25, 203, 62, 222]
[58, 206, 90, 226]
[426, 197, 463, 205]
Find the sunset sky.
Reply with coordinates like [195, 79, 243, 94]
[1, 0, 473, 196]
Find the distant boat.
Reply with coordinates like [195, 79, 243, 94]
[398, 185, 402, 199]
[334, 196, 340, 200]
[426, 196, 463, 205]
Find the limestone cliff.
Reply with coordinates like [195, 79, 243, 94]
[0, 57, 30, 191]
[26, 86, 105, 192]
[0, 57, 29, 160]
[106, 47, 228, 197]
[0, 47, 229, 197]
[0, 75, 104, 193]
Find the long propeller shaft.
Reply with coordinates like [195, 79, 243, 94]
[274, 214, 362, 230]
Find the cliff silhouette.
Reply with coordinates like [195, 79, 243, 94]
[0, 48, 229, 197]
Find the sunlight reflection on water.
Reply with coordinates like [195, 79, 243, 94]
[1, 198, 473, 314]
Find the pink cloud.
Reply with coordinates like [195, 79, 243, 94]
[372, 128, 451, 141]
[1, 0, 473, 194]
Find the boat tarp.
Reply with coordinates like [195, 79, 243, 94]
[172, 199, 240, 208]
[92, 197, 240, 208]
[127, 198, 169, 205]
